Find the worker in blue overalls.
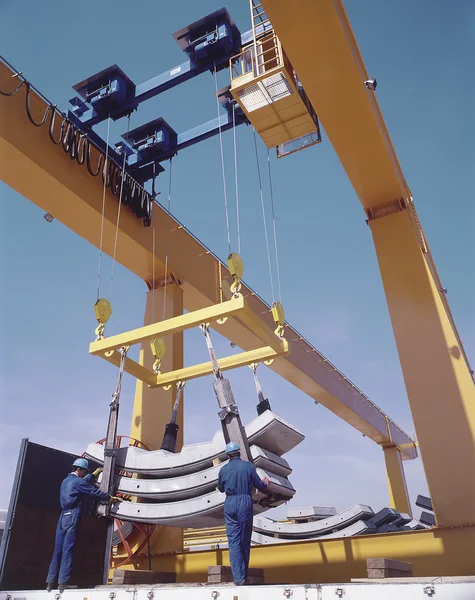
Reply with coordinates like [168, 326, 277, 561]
[46, 457, 121, 593]
[218, 442, 270, 585]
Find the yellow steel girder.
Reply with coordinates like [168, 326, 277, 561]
[112, 525, 475, 583]
[89, 294, 289, 388]
[0, 55, 417, 458]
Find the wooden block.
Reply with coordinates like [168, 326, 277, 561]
[367, 558, 413, 572]
[366, 558, 413, 579]
[112, 569, 176, 585]
[207, 565, 264, 584]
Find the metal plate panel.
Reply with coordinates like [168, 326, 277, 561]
[0, 440, 107, 590]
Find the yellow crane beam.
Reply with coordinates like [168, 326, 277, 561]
[0, 59, 415, 459]
[260, 0, 475, 524]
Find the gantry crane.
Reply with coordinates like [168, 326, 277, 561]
[0, 0, 474, 584]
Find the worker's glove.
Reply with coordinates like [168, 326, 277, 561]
[109, 496, 123, 503]
[92, 468, 103, 478]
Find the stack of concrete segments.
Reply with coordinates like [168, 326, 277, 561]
[84, 410, 304, 528]
[250, 505, 427, 545]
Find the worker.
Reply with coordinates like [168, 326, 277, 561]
[46, 457, 121, 593]
[218, 442, 270, 585]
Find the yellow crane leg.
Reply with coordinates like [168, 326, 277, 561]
[129, 280, 184, 553]
[370, 209, 475, 525]
[383, 445, 412, 517]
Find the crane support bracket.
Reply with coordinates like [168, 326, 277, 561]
[89, 294, 289, 388]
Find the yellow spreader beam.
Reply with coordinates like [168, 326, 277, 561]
[89, 294, 289, 388]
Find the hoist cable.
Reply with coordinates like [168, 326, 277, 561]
[213, 64, 232, 256]
[232, 103, 241, 254]
[162, 158, 173, 321]
[251, 363, 266, 405]
[170, 382, 185, 425]
[201, 325, 222, 379]
[96, 113, 111, 302]
[109, 115, 131, 302]
[267, 148, 282, 305]
[253, 128, 275, 302]
[152, 161, 158, 323]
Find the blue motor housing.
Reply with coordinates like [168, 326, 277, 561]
[193, 22, 233, 63]
[71, 65, 136, 121]
[89, 76, 128, 113]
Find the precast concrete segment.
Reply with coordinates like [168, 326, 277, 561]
[403, 520, 427, 530]
[251, 520, 378, 544]
[111, 470, 295, 528]
[113, 463, 294, 501]
[366, 507, 402, 528]
[87, 443, 292, 478]
[85, 411, 302, 476]
[253, 505, 374, 538]
[287, 506, 336, 521]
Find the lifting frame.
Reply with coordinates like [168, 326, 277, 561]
[89, 294, 289, 389]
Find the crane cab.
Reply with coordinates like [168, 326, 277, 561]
[229, 24, 321, 157]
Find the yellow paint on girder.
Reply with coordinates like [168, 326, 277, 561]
[112, 526, 475, 583]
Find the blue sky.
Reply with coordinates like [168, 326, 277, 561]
[0, 0, 474, 522]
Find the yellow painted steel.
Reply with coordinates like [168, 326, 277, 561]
[370, 210, 475, 525]
[260, 0, 475, 524]
[89, 294, 289, 388]
[230, 34, 319, 148]
[383, 446, 412, 517]
[0, 58, 416, 458]
[129, 284, 184, 554]
[112, 526, 475, 583]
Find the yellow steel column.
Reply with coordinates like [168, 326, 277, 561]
[370, 208, 475, 525]
[383, 445, 412, 517]
[129, 280, 184, 553]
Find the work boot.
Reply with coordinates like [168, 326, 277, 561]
[58, 585, 77, 594]
[235, 581, 245, 586]
[46, 583, 54, 593]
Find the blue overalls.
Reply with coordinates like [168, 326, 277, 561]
[218, 457, 268, 584]
[46, 473, 109, 585]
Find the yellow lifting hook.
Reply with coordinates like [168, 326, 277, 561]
[227, 252, 244, 297]
[94, 298, 112, 340]
[150, 337, 166, 375]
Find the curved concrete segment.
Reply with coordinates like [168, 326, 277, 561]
[251, 519, 377, 544]
[86, 410, 302, 477]
[111, 469, 296, 528]
[114, 461, 293, 501]
[253, 504, 374, 539]
[287, 506, 336, 521]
